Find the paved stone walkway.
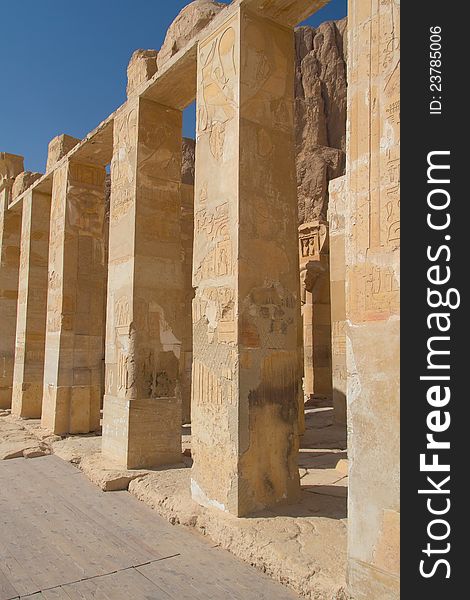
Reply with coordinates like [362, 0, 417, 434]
[0, 456, 298, 600]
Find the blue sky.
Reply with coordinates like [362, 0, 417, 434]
[0, 0, 346, 173]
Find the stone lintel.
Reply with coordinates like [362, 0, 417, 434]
[241, 0, 330, 27]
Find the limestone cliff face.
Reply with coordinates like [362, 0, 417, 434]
[295, 18, 347, 224]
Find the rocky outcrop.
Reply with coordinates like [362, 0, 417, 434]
[295, 18, 347, 223]
[157, 0, 226, 69]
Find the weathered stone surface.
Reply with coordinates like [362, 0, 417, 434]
[79, 452, 151, 491]
[52, 434, 101, 464]
[46, 134, 81, 172]
[181, 138, 195, 423]
[11, 171, 42, 198]
[0, 154, 24, 408]
[41, 160, 107, 435]
[0, 416, 50, 460]
[11, 189, 51, 419]
[0, 152, 24, 186]
[299, 220, 331, 399]
[127, 49, 158, 97]
[295, 19, 347, 224]
[345, 1, 400, 598]
[181, 137, 195, 185]
[192, 10, 301, 517]
[129, 466, 347, 600]
[328, 175, 347, 424]
[102, 98, 185, 469]
[157, 0, 226, 69]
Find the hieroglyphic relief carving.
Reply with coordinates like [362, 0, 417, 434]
[349, 264, 399, 322]
[192, 358, 234, 406]
[115, 297, 131, 329]
[241, 12, 290, 129]
[69, 163, 106, 187]
[332, 321, 346, 356]
[198, 23, 237, 160]
[299, 222, 328, 260]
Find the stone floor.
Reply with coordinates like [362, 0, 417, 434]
[0, 455, 300, 600]
[0, 406, 349, 600]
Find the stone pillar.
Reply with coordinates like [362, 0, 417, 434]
[0, 153, 24, 408]
[191, 8, 301, 517]
[180, 139, 195, 424]
[12, 189, 52, 418]
[101, 98, 184, 469]
[328, 175, 347, 425]
[299, 220, 332, 400]
[41, 160, 107, 435]
[346, 0, 400, 597]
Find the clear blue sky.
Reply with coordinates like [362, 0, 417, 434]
[0, 0, 346, 173]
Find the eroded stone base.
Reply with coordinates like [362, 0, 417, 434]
[41, 384, 101, 435]
[102, 395, 182, 469]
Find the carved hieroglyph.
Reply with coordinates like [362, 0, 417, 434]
[191, 9, 301, 517]
[0, 153, 24, 408]
[101, 97, 185, 469]
[41, 160, 107, 435]
[346, 0, 400, 598]
[11, 189, 52, 418]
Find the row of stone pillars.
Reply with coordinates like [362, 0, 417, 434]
[1, 0, 400, 596]
[1, 6, 303, 518]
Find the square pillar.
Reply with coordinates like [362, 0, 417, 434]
[346, 0, 400, 597]
[191, 8, 301, 517]
[299, 221, 332, 400]
[101, 98, 184, 469]
[328, 175, 347, 425]
[41, 160, 107, 434]
[12, 190, 52, 418]
[0, 153, 24, 408]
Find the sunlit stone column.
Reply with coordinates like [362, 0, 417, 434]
[328, 175, 347, 425]
[41, 160, 107, 434]
[299, 220, 332, 401]
[346, 0, 400, 597]
[191, 8, 301, 516]
[11, 189, 52, 418]
[0, 153, 24, 408]
[101, 98, 184, 469]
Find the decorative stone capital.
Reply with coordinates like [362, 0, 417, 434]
[299, 220, 329, 294]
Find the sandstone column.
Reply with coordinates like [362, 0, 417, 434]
[11, 189, 52, 418]
[346, 0, 400, 597]
[191, 8, 301, 516]
[328, 175, 347, 425]
[299, 220, 332, 401]
[180, 143, 195, 425]
[41, 160, 107, 434]
[101, 98, 184, 469]
[0, 153, 24, 408]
